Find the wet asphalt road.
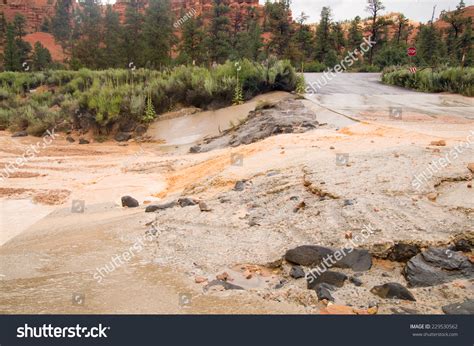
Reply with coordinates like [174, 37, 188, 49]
[304, 73, 473, 121]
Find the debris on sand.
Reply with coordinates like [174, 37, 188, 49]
[190, 99, 318, 153]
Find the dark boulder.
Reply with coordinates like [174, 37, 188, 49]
[115, 132, 132, 142]
[189, 145, 201, 153]
[370, 282, 416, 301]
[66, 136, 75, 143]
[404, 248, 473, 287]
[121, 196, 139, 208]
[134, 124, 147, 136]
[289, 266, 305, 279]
[442, 299, 474, 315]
[178, 198, 198, 207]
[307, 271, 347, 289]
[314, 283, 335, 302]
[145, 201, 176, 212]
[453, 239, 472, 253]
[12, 130, 28, 137]
[387, 243, 420, 262]
[285, 245, 372, 271]
[79, 138, 90, 145]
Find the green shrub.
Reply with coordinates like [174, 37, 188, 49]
[0, 60, 298, 135]
[382, 66, 474, 96]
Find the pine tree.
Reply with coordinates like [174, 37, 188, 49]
[442, 0, 471, 65]
[314, 7, 337, 67]
[122, 2, 146, 68]
[416, 24, 446, 66]
[32, 42, 53, 71]
[347, 16, 363, 50]
[51, 0, 73, 47]
[72, 0, 102, 69]
[101, 5, 124, 68]
[178, 16, 207, 65]
[12, 14, 31, 67]
[365, 0, 386, 64]
[3, 24, 21, 71]
[143, 0, 176, 68]
[206, 0, 233, 64]
[235, 9, 263, 61]
[294, 13, 314, 68]
[264, 0, 293, 59]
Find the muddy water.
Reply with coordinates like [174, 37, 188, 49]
[0, 199, 55, 246]
[147, 92, 292, 146]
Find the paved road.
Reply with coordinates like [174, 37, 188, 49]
[304, 73, 474, 121]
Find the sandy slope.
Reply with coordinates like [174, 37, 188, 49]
[0, 85, 473, 314]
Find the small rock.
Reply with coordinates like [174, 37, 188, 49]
[349, 276, 363, 286]
[216, 272, 230, 281]
[343, 199, 354, 206]
[178, 198, 198, 207]
[387, 243, 421, 262]
[189, 145, 201, 153]
[329, 146, 335, 150]
[307, 271, 347, 289]
[66, 136, 75, 143]
[289, 266, 305, 279]
[370, 282, 416, 301]
[293, 201, 306, 213]
[199, 201, 212, 212]
[442, 299, 474, 315]
[314, 283, 335, 302]
[430, 140, 446, 146]
[79, 138, 90, 144]
[115, 132, 132, 142]
[243, 270, 252, 279]
[453, 239, 471, 253]
[467, 163, 474, 173]
[427, 192, 438, 201]
[195, 276, 207, 284]
[468, 183, 472, 188]
[145, 201, 177, 212]
[274, 280, 286, 289]
[234, 180, 247, 191]
[12, 130, 28, 137]
[345, 232, 353, 240]
[285, 245, 372, 271]
[121, 196, 139, 208]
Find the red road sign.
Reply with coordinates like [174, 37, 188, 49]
[408, 47, 417, 57]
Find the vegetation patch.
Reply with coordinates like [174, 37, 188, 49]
[0, 59, 298, 136]
[382, 66, 474, 96]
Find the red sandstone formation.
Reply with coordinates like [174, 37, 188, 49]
[0, 0, 55, 33]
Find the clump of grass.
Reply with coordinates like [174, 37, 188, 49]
[382, 66, 474, 97]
